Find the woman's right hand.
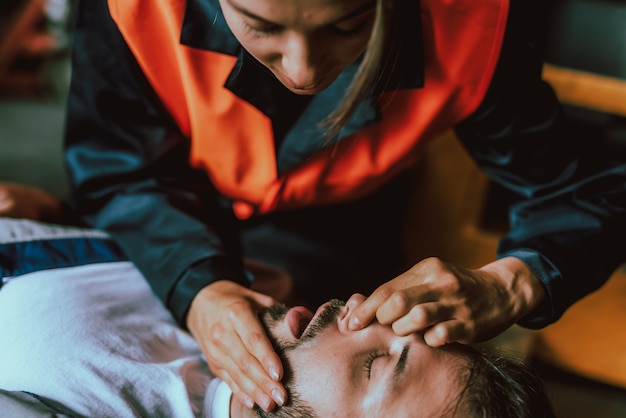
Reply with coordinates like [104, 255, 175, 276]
[187, 280, 287, 412]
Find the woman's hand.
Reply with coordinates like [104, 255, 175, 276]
[345, 257, 546, 346]
[187, 280, 287, 413]
[0, 182, 63, 222]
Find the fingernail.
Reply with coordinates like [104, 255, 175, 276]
[269, 366, 280, 381]
[244, 396, 254, 410]
[259, 394, 272, 411]
[272, 388, 285, 406]
[349, 316, 360, 330]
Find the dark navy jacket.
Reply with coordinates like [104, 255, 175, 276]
[64, 0, 626, 328]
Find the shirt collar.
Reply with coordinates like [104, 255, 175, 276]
[206, 379, 232, 418]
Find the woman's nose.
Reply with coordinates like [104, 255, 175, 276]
[281, 36, 320, 88]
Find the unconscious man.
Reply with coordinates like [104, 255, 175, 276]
[0, 218, 554, 417]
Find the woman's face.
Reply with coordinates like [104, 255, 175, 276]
[219, 0, 377, 95]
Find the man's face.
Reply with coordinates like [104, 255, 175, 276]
[262, 300, 468, 418]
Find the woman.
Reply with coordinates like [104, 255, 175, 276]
[56, 0, 625, 412]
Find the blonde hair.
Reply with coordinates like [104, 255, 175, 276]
[321, 0, 394, 143]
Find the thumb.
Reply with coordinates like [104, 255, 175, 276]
[347, 288, 392, 331]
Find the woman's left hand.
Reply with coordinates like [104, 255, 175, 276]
[345, 256, 545, 346]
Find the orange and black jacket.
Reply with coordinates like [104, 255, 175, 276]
[64, 0, 626, 328]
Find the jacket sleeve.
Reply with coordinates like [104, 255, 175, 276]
[454, 5, 626, 328]
[64, 0, 250, 325]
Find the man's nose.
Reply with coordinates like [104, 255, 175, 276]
[338, 299, 368, 334]
[337, 294, 366, 332]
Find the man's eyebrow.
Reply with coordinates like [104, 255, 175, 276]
[227, 0, 377, 25]
[394, 344, 410, 378]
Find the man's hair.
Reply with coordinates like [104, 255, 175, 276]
[450, 347, 556, 418]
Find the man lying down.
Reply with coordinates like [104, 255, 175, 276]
[0, 218, 554, 417]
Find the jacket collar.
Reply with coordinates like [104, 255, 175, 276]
[180, 0, 240, 56]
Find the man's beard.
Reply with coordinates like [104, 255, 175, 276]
[256, 299, 345, 412]
[255, 302, 342, 418]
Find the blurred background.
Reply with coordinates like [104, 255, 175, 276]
[0, 0, 625, 416]
[0, 0, 71, 198]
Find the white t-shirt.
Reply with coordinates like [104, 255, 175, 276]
[0, 219, 234, 417]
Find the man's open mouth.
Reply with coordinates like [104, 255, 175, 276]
[286, 306, 315, 339]
[286, 300, 345, 339]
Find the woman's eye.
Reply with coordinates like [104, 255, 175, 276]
[364, 352, 386, 379]
[330, 21, 368, 36]
[330, 12, 375, 36]
[244, 21, 282, 36]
